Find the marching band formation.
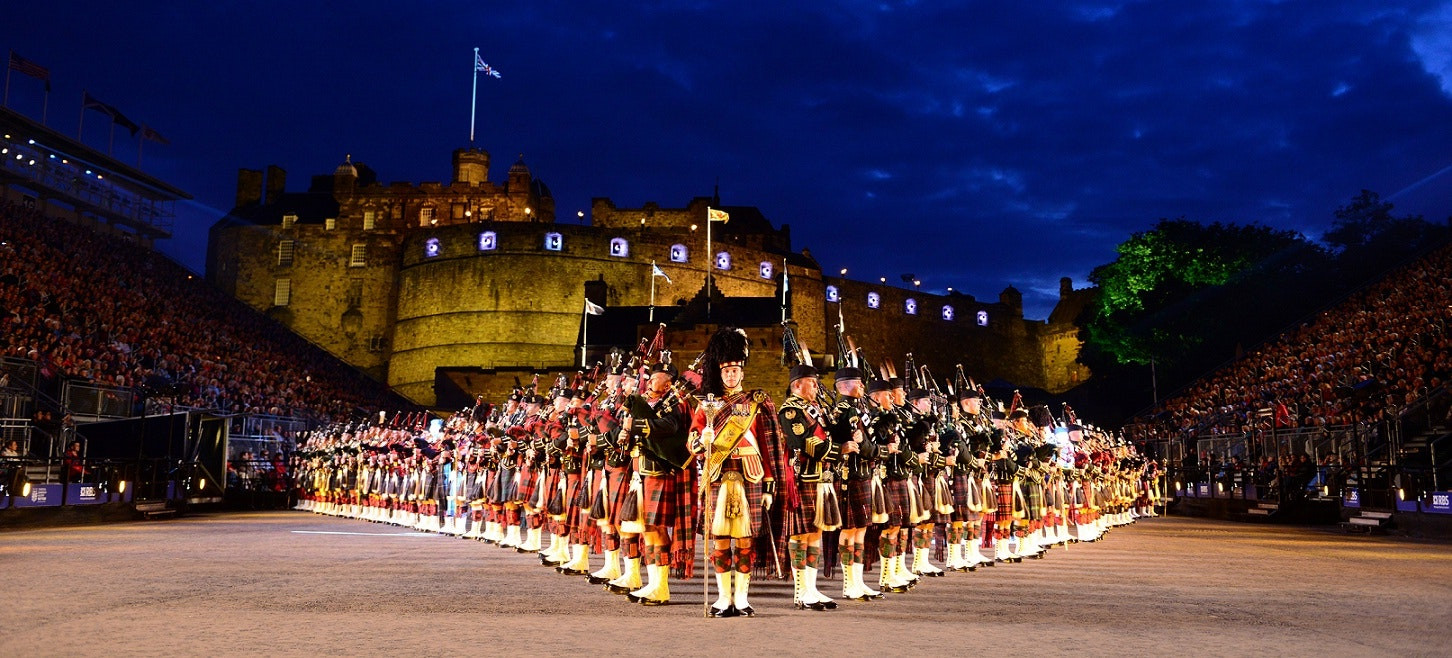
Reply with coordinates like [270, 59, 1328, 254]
[291, 325, 1164, 615]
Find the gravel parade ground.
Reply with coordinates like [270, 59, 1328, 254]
[3, 511, 1448, 657]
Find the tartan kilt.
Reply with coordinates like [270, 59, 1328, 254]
[498, 466, 518, 504]
[838, 478, 873, 529]
[882, 478, 910, 528]
[516, 465, 539, 507]
[952, 472, 982, 523]
[995, 483, 1014, 520]
[929, 473, 954, 524]
[607, 465, 633, 524]
[783, 479, 819, 538]
[554, 471, 581, 519]
[705, 466, 766, 537]
[642, 473, 678, 528]
[571, 470, 598, 534]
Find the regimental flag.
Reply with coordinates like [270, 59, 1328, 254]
[9, 52, 51, 90]
[141, 125, 169, 145]
[584, 299, 605, 316]
[475, 52, 501, 78]
[82, 91, 140, 136]
[651, 261, 672, 284]
[707, 207, 729, 223]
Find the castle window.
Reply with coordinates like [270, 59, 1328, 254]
[976, 310, 989, 326]
[905, 298, 918, 315]
[452, 203, 466, 220]
[478, 231, 497, 251]
[715, 251, 731, 270]
[867, 292, 880, 309]
[273, 278, 291, 307]
[826, 285, 840, 303]
[609, 237, 630, 257]
[424, 238, 441, 258]
[941, 305, 955, 321]
[759, 261, 773, 279]
[281, 214, 297, 229]
[324, 218, 336, 231]
[350, 244, 367, 267]
[277, 240, 294, 266]
[363, 210, 376, 230]
[669, 244, 688, 263]
[544, 232, 563, 251]
[368, 335, 388, 352]
[420, 206, 436, 227]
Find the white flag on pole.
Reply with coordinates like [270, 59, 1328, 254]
[584, 299, 605, 316]
[651, 262, 672, 284]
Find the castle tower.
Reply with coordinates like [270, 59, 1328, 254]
[452, 147, 490, 186]
[333, 154, 357, 201]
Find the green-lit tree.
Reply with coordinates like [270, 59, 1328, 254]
[1080, 218, 1328, 373]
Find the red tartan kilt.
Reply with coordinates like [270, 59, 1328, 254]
[599, 465, 631, 524]
[883, 478, 910, 527]
[995, 484, 1014, 519]
[782, 480, 818, 538]
[516, 466, 539, 506]
[555, 471, 580, 517]
[838, 478, 872, 529]
[572, 470, 599, 533]
[642, 473, 677, 528]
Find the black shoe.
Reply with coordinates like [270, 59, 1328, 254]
[587, 575, 608, 585]
[626, 593, 641, 603]
[737, 605, 756, 617]
[820, 599, 838, 610]
[639, 596, 669, 606]
[709, 603, 738, 618]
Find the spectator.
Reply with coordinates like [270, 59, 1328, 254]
[1, 439, 21, 457]
[0, 198, 407, 423]
[62, 440, 84, 481]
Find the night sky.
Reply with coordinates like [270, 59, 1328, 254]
[4, 1, 1451, 319]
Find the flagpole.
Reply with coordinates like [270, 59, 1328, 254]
[650, 260, 657, 322]
[3, 52, 12, 107]
[780, 258, 788, 324]
[706, 207, 713, 321]
[470, 48, 479, 145]
[581, 299, 588, 368]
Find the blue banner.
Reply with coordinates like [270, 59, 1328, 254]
[66, 483, 106, 505]
[1197, 483, 1210, 498]
[11, 483, 63, 508]
[1344, 488, 1360, 508]
[1427, 492, 1452, 515]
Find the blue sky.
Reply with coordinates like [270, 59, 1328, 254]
[4, 1, 1451, 318]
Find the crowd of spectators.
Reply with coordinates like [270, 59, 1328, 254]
[0, 198, 399, 422]
[1130, 242, 1452, 443]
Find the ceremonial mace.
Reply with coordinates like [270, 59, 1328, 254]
[696, 393, 726, 618]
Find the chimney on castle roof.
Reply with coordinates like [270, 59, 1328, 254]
[264, 165, 287, 205]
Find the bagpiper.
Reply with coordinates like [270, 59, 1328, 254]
[777, 342, 841, 611]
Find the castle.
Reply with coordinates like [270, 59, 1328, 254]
[207, 149, 1092, 408]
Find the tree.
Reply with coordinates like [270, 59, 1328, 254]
[1081, 218, 1326, 371]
